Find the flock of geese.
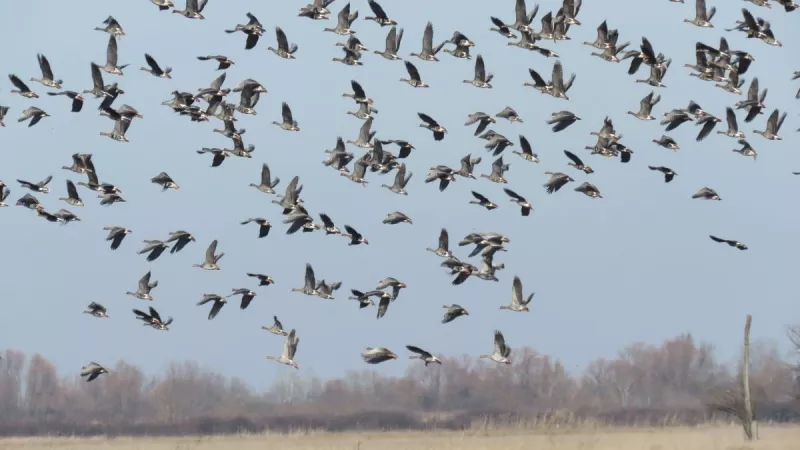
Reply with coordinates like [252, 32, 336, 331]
[0, 0, 797, 383]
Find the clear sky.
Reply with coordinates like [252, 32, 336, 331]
[0, 0, 798, 389]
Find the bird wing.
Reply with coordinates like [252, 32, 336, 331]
[9, 74, 30, 92]
[418, 112, 436, 126]
[563, 150, 583, 166]
[145, 53, 161, 73]
[368, 0, 389, 19]
[304, 263, 315, 289]
[512, 276, 523, 306]
[139, 271, 152, 291]
[475, 55, 486, 81]
[493, 330, 506, 355]
[205, 240, 218, 263]
[519, 135, 533, 155]
[275, 27, 289, 51]
[709, 235, 725, 243]
[106, 35, 119, 66]
[38, 54, 55, 80]
[471, 191, 490, 203]
[281, 102, 294, 123]
[503, 187, 524, 202]
[406, 345, 431, 359]
[405, 61, 421, 81]
[422, 22, 434, 51]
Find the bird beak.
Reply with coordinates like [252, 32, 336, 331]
[364, 239, 369, 245]
[464, 310, 470, 315]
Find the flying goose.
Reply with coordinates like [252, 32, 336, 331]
[272, 102, 300, 131]
[57, 180, 83, 207]
[151, 172, 179, 191]
[247, 273, 275, 286]
[80, 362, 109, 382]
[463, 55, 493, 88]
[410, 22, 445, 61]
[164, 230, 195, 254]
[695, 114, 721, 141]
[17, 107, 49, 127]
[547, 110, 581, 132]
[225, 13, 264, 50]
[249, 164, 280, 195]
[361, 347, 397, 364]
[717, 107, 745, 138]
[269, 27, 299, 59]
[30, 54, 62, 88]
[480, 156, 509, 183]
[346, 116, 375, 149]
[375, 26, 403, 60]
[442, 304, 468, 323]
[375, 277, 406, 300]
[511, 135, 539, 164]
[95, 15, 125, 36]
[575, 181, 603, 198]
[342, 225, 369, 245]
[383, 211, 412, 225]
[464, 112, 496, 136]
[9, 74, 38, 98]
[266, 329, 300, 369]
[480, 330, 512, 364]
[503, 188, 533, 216]
[99, 117, 132, 142]
[103, 226, 131, 250]
[241, 218, 272, 238]
[141, 53, 172, 78]
[343, 80, 374, 104]
[197, 55, 234, 70]
[98, 35, 128, 75]
[455, 153, 481, 179]
[365, 0, 396, 26]
[418, 113, 447, 141]
[407, 346, 442, 366]
[470, 191, 498, 210]
[648, 166, 678, 183]
[126, 271, 158, 300]
[196, 294, 227, 320]
[732, 139, 757, 159]
[709, 235, 748, 250]
[692, 187, 722, 200]
[262, 316, 289, 336]
[151, 0, 176, 10]
[47, 90, 84, 112]
[500, 276, 533, 312]
[627, 91, 660, 120]
[652, 135, 680, 151]
[381, 162, 412, 195]
[543, 172, 574, 194]
[496, 106, 522, 123]
[685, 0, 716, 27]
[753, 109, 786, 140]
[426, 228, 453, 257]
[323, 2, 358, 35]
[229, 288, 257, 310]
[138, 240, 169, 262]
[564, 150, 593, 174]
[84, 302, 109, 318]
[400, 60, 428, 87]
[173, 0, 208, 19]
[291, 263, 319, 296]
[132, 306, 172, 330]
[17, 176, 52, 194]
[193, 240, 224, 270]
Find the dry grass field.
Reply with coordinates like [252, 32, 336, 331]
[1, 425, 799, 450]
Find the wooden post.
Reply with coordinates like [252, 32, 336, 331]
[742, 314, 754, 440]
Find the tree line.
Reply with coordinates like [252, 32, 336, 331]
[1, 330, 799, 436]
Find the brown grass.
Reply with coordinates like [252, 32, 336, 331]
[1, 425, 798, 450]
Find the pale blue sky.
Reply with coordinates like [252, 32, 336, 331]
[0, 0, 798, 388]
